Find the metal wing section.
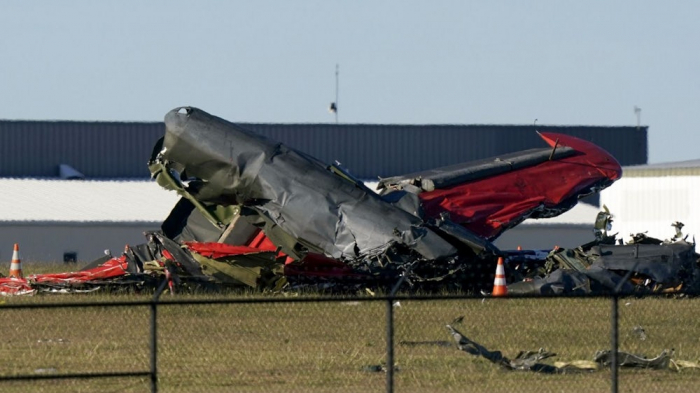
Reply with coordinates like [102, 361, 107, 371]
[393, 132, 622, 240]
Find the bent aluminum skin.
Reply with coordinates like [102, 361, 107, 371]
[159, 107, 458, 262]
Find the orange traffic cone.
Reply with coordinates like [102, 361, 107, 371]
[9, 243, 23, 279]
[492, 257, 507, 297]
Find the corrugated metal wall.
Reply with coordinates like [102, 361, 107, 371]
[244, 124, 648, 179]
[0, 120, 647, 179]
[0, 121, 164, 177]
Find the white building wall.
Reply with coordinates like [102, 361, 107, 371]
[600, 175, 699, 246]
[0, 223, 160, 264]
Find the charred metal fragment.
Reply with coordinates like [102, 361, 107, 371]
[506, 212, 700, 295]
[447, 325, 563, 373]
[595, 350, 672, 369]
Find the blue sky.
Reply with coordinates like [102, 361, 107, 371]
[1, 1, 698, 163]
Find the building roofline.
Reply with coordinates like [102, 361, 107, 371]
[0, 220, 162, 226]
[0, 119, 649, 129]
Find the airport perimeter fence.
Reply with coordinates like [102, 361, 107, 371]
[1, 284, 699, 393]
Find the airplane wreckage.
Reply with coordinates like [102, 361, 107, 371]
[0, 107, 698, 296]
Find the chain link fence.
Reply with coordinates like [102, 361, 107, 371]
[1, 292, 699, 392]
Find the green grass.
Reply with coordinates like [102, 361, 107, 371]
[0, 261, 90, 277]
[1, 262, 700, 392]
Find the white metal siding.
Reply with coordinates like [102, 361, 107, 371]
[0, 179, 179, 222]
[600, 176, 699, 247]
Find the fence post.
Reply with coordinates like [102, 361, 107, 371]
[151, 278, 169, 393]
[611, 294, 619, 393]
[385, 273, 408, 393]
[610, 266, 636, 393]
[386, 298, 394, 393]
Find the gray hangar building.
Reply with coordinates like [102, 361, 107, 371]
[0, 119, 647, 263]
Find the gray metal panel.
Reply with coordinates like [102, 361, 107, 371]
[0, 223, 159, 262]
[0, 120, 163, 178]
[241, 124, 647, 179]
[0, 120, 647, 179]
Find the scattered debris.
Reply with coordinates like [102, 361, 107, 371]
[33, 368, 57, 374]
[670, 359, 700, 371]
[632, 326, 647, 341]
[553, 360, 599, 372]
[447, 324, 566, 373]
[0, 278, 36, 296]
[446, 321, 698, 374]
[145, 107, 622, 293]
[507, 215, 700, 295]
[3, 107, 697, 296]
[594, 349, 672, 369]
[361, 364, 400, 373]
[450, 315, 465, 325]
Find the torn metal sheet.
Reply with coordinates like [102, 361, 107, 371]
[445, 322, 696, 374]
[594, 350, 672, 369]
[589, 242, 698, 288]
[415, 132, 622, 240]
[446, 324, 565, 373]
[505, 211, 700, 295]
[143, 106, 623, 291]
[153, 107, 459, 263]
[507, 269, 593, 295]
[670, 359, 700, 371]
[188, 247, 283, 289]
[0, 277, 36, 296]
[0, 255, 150, 296]
[0, 107, 634, 295]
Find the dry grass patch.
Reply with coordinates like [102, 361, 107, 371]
[0, 289, 699, 392]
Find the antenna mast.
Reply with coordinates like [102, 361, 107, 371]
[328, 64, 339, 123]
[335, 64, 339, 124]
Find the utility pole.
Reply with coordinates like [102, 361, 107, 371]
[329, 64, 339, 123]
